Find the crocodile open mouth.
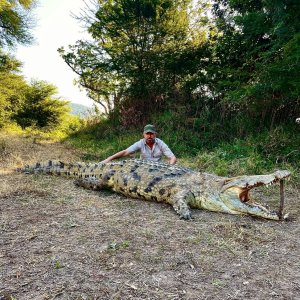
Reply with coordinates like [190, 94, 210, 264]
[221, 170, 291, 220]
[223, 170, 290, 195]
[239, 175, 290, 203]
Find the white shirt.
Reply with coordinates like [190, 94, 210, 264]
[126, 138, 175, 162]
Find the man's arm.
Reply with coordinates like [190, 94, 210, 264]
[158, 139, 177, 164]
[100, 149, 131, 164]
[101, 141, 141, 164]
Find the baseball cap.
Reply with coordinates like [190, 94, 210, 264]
[143, 124, 156, 133]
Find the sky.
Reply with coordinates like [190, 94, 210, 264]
[16, 0, 94, 107]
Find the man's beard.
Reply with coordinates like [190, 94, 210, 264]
[146, 138, 155, 144]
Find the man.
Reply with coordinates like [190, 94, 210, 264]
[100, 124, 177, 164]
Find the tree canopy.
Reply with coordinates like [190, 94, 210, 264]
[0, 51, 71, 130]
[59, 0, 211, 123]
[14, 80, 71, 130]
[59, 0, 299, 130]
[209, 0, 300, 127]
[0, 0, 36, 48]
[0, 50, 27, 127]
[0, 1, 72, 131]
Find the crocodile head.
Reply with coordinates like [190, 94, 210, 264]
[219, 170, 291, 220]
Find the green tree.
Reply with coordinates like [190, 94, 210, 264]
[0, 50, 27, 127]
[0, 0, 36, 48]
[59, 0, 209, 123]
[14, 80, 71, 130]
[210, 0, 300, 127]
[0, 0, 36, 126]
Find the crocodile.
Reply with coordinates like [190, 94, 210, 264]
[22, 159, 290, 220]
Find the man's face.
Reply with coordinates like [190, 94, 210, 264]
[143, 132, 156, 143]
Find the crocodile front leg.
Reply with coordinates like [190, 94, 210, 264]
[171, 189, 194, 220]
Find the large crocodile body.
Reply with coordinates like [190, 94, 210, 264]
[23, 159, 290, 220]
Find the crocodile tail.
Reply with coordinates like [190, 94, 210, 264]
[22, 160, 66, 175]
[20, 160, 102, 179]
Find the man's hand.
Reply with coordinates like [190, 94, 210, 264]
[169, 156, 177, 165]
[296, 118, 300, 124]
[100, 158, 110, 164]
[100, 149, 130, 164]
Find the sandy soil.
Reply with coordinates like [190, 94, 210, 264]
[0, 133, 299, 300]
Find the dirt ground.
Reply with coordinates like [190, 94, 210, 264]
[0, 133, 299, 300]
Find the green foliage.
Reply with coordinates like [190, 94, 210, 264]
[59, 0, 210, 123]
[67, 108, 299, 183]
[60, 0, 299, 132]
[13, 80, 71, 131]
[0, 50, 27, 127]
[0, 51, 79, 135]
[210, 0, 300, 125]
[191, 129, 299, 182]
[0, 49, 23, 72]
[0, 0, 35, 48]
[0, 0, 36, 125]
[0, 50, 81, 135]
[66, 118, 140, 161]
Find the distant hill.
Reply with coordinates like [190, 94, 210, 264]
[69, 103, 91, 118]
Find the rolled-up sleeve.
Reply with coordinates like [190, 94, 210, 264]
[126, 141, 142, 154]
[157, 140, 175, 158]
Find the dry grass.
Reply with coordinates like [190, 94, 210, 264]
[0, 132, 299, 300]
